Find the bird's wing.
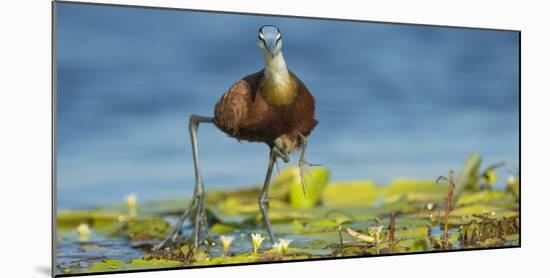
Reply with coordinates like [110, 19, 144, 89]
[291, 71, 319, 136]
[214, 71, 263, 136]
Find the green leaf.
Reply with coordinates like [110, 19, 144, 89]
[455, 153, 481, 194]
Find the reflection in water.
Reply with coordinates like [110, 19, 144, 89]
[56, 233, 145, 273]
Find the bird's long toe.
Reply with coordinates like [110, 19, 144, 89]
[298, 157, 322, 196]
[152, 193, 210, 251]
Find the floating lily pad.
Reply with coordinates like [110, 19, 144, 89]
[211, 223, 240, 234]
[88, 259, 183, 272]
[322, 181, 378, 207]
[57, 210, 172, 240]
[57, 210, 122, 230]
[385, 178, 442, 196]
[455, 191, 512, 207]
[394, 226, 430, 239]
[112, 218, 172, 240]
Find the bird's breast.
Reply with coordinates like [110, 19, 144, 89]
[259, 78, 299, 107]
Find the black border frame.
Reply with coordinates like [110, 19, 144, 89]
[51, 1, 521, 277]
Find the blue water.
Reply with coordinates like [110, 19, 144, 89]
[55, 3, 519, 209]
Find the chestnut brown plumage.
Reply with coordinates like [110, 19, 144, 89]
[214, 70, 317, 148]
[153, 25, 318, 250]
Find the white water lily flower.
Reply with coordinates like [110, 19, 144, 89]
[126, 193, 138, 218]
[272, 242, 283, 255]
[272, 238, 293, 255]
[427, 203, 434, 210]
[251, 233, 265, 254]
[126, 193, 137, 207]
[370, 225, 384, 245]
[507, 175, 517, 186]
[76, 223, 91, 242]
[371, 225, 384, 235]
[220, 235, 235, 255]
[118, 215, 128, 222]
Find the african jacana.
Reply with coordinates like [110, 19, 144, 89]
[154, 25, 318, 250]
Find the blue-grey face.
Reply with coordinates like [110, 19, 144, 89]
[258, 25, 282, 56]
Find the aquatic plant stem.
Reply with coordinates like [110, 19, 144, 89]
[389, 211, 396, 252]
[443, 170, 455, 249]
[338, 225, 344, 248]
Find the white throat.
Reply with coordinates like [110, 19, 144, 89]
[263, 51, 290, 85]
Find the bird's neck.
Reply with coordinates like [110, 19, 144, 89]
[262, 52, 297, 106]
[263, 52, 290, 82]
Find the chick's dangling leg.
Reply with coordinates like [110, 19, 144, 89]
[297, 132, 322, 196]
[153, 115, 213, 251]
[273, 137, 290, 163]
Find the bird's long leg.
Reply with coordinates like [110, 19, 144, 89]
[152, 114, 213, 251]
[259, 148, 277, 244]
[297, 132, 322, 196]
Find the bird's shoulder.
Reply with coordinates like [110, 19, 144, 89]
[221, 70, 263, 101]
[214, 70, 265, 133]
[288, 71, 313, 99]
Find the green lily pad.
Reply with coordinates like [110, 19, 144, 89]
[57, 210, 122, 230]
[89, 259, 184, 273]
[396, 238, 431, 252]
[287, 247, 333, 256]
[112, 217, 172, 240]
[99, 197, 191, 216]
[200, 254, 259, 265]
[211, 223, 240, 234]
[394, 226, 430, 239]
[322, 181, 378, 207]
[306, 219, 340, 229]
[455, 191, 511, 207]
[57, 210, 172, 240]
[385, 179, 442, 196]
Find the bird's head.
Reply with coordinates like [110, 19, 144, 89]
[258, 25, 282, 58]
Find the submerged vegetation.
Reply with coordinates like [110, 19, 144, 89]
[55, 154, 519, 275]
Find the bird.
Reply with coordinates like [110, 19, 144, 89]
[153, 25, 318, 250]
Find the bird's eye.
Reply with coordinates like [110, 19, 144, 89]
[276, 33, 282, 42]
[259, 33, 264, 41]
